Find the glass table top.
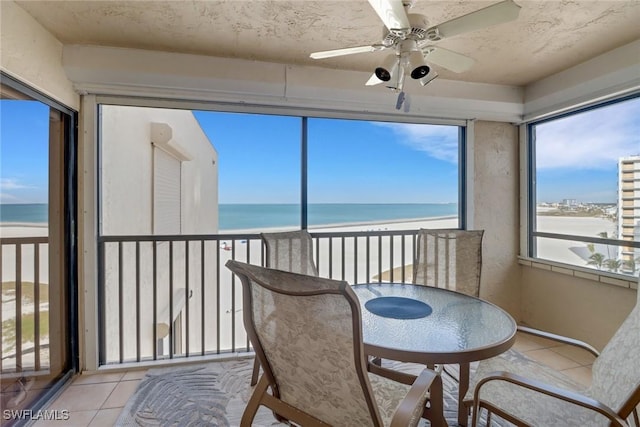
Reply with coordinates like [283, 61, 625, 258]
[353, 283, 517, 364]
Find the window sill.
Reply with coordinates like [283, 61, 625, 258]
[518, 257, 639, 290]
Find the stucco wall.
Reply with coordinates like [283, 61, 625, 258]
[472, 121, 522, 319]
[521, 267, 636, 350]
[0, 1, 78, 110]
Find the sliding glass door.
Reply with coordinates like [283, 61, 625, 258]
[0, 75, 76, 424]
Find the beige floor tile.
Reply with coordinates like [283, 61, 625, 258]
[550, 344, 597, 366]
[121, 370, 147, 381]
[47, 383, 117, 412]
[524, 348, 581, 371]
[561, 365, 593, 387]
[519, 333, 565, 350]
[512, 334, 543, 352]
[72, 372, 125, 386]
[89, 408, 123, 426]
[101, 380, 140, 409]
[32, 410, 96, 427]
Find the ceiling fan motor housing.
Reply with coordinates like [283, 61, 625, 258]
[383, 13, 430, 45]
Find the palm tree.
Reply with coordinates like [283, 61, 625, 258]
[597, 231, 616, 260]
[604, 258, 621, 273]
[622, 256, 640, 275]
[587, 252, 606, 270]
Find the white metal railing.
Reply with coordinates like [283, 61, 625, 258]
[97, 230, 420, 366]
[1, 236, 50, 376]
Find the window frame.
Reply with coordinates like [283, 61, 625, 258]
[525, 92, 640, 280]
[95, 97, 470, 233]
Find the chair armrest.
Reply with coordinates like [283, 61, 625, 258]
[390, 368, 441, 427]
[367, 360, 417, 385]
[473, 371, 629, 427]
[517, 325, 600, 357]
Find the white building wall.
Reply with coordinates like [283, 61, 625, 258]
[100, 105, 218, 362]
[100, 105, 218, 236]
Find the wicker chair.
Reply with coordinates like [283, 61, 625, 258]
[247, 230, 319, 386]
[226, 260, 444, 427]
[466, 279, 640, 427]
[413, 229, 484, 297]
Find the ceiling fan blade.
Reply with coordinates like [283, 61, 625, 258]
[367, 0, 410, 33]
[423, 46, 475, 73]
[310, 45, 381, 59]
[365, 73, 385, 86]
[427, 0, 521, 39]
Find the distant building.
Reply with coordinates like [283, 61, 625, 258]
[618, 155, 640, 272]
[562, 199, 578, 208]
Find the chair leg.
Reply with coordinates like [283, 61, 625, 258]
[250, 358, 260, 386]
[423, 373, 446, 427]
[241, 374, 269, 427]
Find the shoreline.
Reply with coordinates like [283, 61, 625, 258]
[1, 222, 48, 227]
[218, 215, 459, 234]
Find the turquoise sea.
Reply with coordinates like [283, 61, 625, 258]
[0, 203, 48, 224]
[0, 203, 457, 230]
[218, 203, 457, 230]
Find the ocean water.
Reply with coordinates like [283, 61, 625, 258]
[0, 203, 48, 224]
[0, 203, 458, 230]
[219, 203, 457, 230]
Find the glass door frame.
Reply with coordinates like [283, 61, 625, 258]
[0, 72, 78, 421]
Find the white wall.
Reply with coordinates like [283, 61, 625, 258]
[0, 1, 78, 110]
[100, 105, 218, 235]
[62, 45, 524, 123]
[523, 39, 640, 121]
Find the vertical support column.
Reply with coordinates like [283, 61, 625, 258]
[81, 94, 99, 371]
[301, 117, 308, 230]
[463, 120, 475, 230]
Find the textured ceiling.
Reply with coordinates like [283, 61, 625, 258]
[15, 0, 640, 87]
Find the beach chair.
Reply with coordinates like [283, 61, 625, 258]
[413, 228, 484, 297]
[261, 229, 318, 276]
[225, 260, 443, 427]
[465, 277, 640, 427]
[247, 229, 319, 386]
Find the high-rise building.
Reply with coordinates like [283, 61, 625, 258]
[618, 155, 640, 273]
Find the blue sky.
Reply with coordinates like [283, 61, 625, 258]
[193, 111, 459, 204]
[1, 100, 50, 204]
[1, 98, 638, 205]
[535, 96, 640, 203]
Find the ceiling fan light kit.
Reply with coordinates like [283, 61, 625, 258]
[309, 0, 522, 105]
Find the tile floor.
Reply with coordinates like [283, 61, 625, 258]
[36, 331, 596, 426]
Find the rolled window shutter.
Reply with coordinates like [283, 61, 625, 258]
[153, 147, 181, 235]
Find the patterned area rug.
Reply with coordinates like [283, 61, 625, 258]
[116, 357, 496, 426]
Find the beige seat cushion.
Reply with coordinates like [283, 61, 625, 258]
[368, 372, 427, 427]
[464, 349, 621, 426]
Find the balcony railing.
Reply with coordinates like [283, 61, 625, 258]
[0, 236, 50, 377]
[97, 229, 420, 367]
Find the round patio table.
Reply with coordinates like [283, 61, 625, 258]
[353, 283, 517, 426]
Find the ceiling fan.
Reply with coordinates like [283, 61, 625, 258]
[309, 0, 521, 109]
